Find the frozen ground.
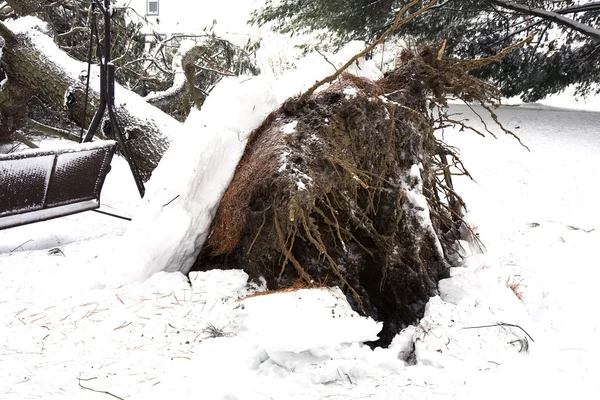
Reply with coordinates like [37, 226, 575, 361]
[1, 101, 599, 399]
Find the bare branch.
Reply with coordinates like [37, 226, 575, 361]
[27, 118, 80, 141]
[488, 0, 600, 40]
[13, 131, 38, 148]
[57, 26, 89, 38]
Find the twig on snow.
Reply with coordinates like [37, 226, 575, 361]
[463, 322, 535, 342]
[77, 377, 125, 400]
[10, 239, 33, 253]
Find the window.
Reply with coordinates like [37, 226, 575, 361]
[147, 0, 159, 16]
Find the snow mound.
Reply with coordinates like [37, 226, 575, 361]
[100, 43, 383, 286]
[238, 287, 404, 386]
[241, 287, 382, 353]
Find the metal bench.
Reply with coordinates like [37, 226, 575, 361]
[0, 1, 145, 230]
[0, 141, 116, 229]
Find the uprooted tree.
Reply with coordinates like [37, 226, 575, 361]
[1, 0, 527, 346]
[193, 46, 520, 346]
[193, 3, 527, 346]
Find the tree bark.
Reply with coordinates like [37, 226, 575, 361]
[182, 45, 208, 109]
[0, 78, 34, 137]
[4, 0, 40, 16]
[144, 45, 208, 121]
[0, 20, 180, 180]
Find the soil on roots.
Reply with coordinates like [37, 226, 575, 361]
[193, 70, 457, 346]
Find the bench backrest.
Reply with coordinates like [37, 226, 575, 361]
[0, 141, 116, 229]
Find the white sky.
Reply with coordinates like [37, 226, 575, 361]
[123, 0, 263, 36]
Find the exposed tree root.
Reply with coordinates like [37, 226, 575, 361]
[194, 42, 527, 347]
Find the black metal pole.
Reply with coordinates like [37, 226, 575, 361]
[82, 1, 145, 197]
[82, 4, 106, 143]
[79, 2, 96, 142]
[107, 64, 146, 197]
[104, 0, 111, 64]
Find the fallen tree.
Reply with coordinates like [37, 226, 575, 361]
[0, 18, 178, 179]
[0, 5, 258, 178]
[193, 43, 526, 346]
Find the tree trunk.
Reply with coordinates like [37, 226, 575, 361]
[3, 0, 39, 16]
[0, 78, 34, 137]
[144, 45, 208, 121]
[0, 20, 179, 180]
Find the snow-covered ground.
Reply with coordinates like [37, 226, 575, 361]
[1, 99, 599, 398]
[3, 0, 600, 396]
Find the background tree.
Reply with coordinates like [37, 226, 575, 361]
[251, 0, 600, 101]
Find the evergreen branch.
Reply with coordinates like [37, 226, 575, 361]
[490, 18, 543, 46]
[457, 34, 535, 71]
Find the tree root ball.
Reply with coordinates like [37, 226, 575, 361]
[194, 65, 464, 347]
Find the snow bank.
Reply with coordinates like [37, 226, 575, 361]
[241, 287, 382, 353]
[2, 101, 600, 399]
[237, 287, 405, 386]
[101, 42, 383, 286]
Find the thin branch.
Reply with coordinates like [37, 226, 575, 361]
[57, 26, 89, 38]
[195, 64, 236, 77]
[27, 118, 79, 141]
[314, 47, 338, 71]
[77, 377, 125, 400]
[13, 132, 38, 148]
[118, 57, 173, 76]
[488, 0, 600, 40]
[463, 322, 535, 342]
[111, 22, 144, 64]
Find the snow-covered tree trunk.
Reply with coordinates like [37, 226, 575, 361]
[0, 19, 179, 179]
[144, 44, 208, 120]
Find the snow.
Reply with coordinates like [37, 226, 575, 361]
[143, 39, 197, 103]
[401, 163, 445, 258]
[2, 5, 600, 399]
[282, 120, 297, 134]
[344, 86, 358, 97]
[242, 287, 382, 353]
[2, 98, 599, 398]
[522, 86, 600, 112]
